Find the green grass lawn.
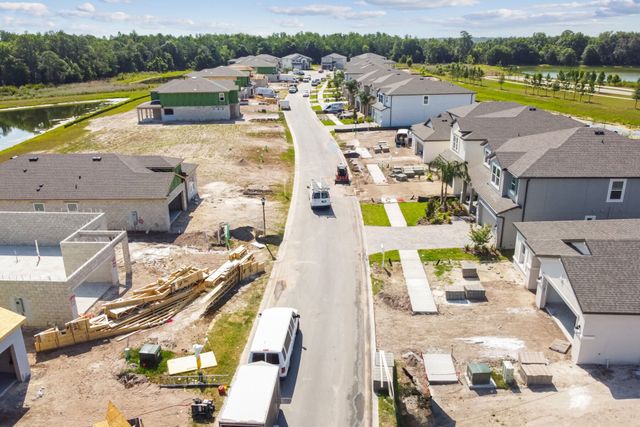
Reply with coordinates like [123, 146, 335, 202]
[369, 248, 483, 265]
[0, 89, 149, 110]
[446, 77, 639, 128]
[360, 203, 391, 226]
[321, 119, 335, 126]
[378, 395, 398, 427]
[311, 104, 322, 111]
[398, 202, 427, 226]
[123, 348, 176, 380]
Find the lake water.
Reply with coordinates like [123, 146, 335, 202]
[518, 66, 640, 82]
[0, 101, 110, 151]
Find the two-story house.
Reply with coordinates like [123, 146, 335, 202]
[282, 53, 312, 70]
[321, 53, 347, 70]
[370, 77, 475, 128]
[443, 102, 640, 248]
[513, 218, 640, 365]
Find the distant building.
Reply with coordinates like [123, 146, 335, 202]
[229, 55, 280, 80]
[187, 66, 251, 98]
[0, 153, 198, 232]
[137, 77, 240, 123]
[321, 53, 347, 70]
[281, 53, 312, 70]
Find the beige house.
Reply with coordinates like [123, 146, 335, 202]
[0, 154, 198, 232]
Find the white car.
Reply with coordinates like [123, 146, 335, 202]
[302, 90, 310, 97]
[309, 179, 331, 209]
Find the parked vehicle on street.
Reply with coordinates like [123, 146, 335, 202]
[293, 69, 305, 76]
[302, 90, 310, 97]
[311, 79, 321, 86]
[278, 100, 290, 110]
[218, 362, 281, 427]
[248, 307, 300, 377]
[309, 179, 331, 209]
[303, 76, 311, 83]
[279, 74, 297, 83]
[288, 85, 298, 94]
[335, 164, 351, 185]
[395, 129, 410, 147]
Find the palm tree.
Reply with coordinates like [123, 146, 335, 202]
[431, 155, 468, 211]
[356, 90, 374, 122]
[344, 79, 359, 111]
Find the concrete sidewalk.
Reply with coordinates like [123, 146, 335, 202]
[364, 220, 471, 254]
[399, 249, 437, 314]
[366, 164, 387, 184]
[382, 198, 407, 227]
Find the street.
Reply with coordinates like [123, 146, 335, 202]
[262, 74, 372, 426]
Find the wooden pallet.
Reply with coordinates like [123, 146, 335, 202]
[34, 247, 264, 352]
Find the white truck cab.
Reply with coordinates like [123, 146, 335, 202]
[309, 179, 331, 209]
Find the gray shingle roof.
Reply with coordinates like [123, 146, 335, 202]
[410, 113, 453, 141]
[322, 53, 347, 61]
[0, 154, 187, 200]
[515, 219, 640, 314]
[380, 76, 474, 96]
[187, 66, 249, 78]
[283, 53, 311, 60]
[500, 127, 640, 178]
[154, 77, 237, 94]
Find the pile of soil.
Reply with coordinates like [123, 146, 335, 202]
[378, 291, 412, 311]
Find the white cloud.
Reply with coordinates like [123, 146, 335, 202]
[0, 2, 48, 16]
[362, 0, 477, 9]
[275, 18, 304, 29]
[269, 4, 385, 20]
[77, 2, 96, 13]
[100, 0, 130, 3]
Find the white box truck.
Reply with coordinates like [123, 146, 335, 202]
[218, 362, 280, 427]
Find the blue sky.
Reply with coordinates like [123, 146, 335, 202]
[1, 0, 639, 37]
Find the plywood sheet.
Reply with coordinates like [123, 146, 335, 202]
[167, 351, 217, 375]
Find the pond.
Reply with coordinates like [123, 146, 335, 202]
[518, 66, 640, 82]
[0, 101, 112, 151]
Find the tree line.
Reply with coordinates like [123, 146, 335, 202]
[0, 30, 639, 87]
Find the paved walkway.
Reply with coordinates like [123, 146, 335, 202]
[366, 164, 387, 184]
[364, 220, 472, 254]
[399, 249, 437, 314]
[381, 198, 406, 227]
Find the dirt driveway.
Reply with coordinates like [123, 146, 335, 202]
[373, 260, 640, 426]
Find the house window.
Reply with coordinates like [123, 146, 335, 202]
[219, 93, 225, 102]
[483, 147, 492, 167]
[508, 177, 519, 196]
[33, 203, 45, 212]
[164, 108, 174, 115]
[451, 135, 460, 153]
[66, 202, 78, 212]
[607, 179, 626, 202]
[584, 215, 596, 220]
[423, 95, 429, 105]
[490, 163, 501, 188]
[378, 93, 383, 103]
[517, 241, 527, 264]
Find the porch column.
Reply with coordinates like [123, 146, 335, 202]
[460, 180, 468, 203]
[121, 238, 132, 276]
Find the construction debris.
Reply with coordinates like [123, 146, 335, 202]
[34, 246, 264, 352]
[549, 339, 571, 354]
[93, 401, 142, 427]
[167, 351, 217, 375]
[159, 373, 227, 389]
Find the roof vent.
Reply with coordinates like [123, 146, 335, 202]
[594, 129, 605, 135]
[528, 107, 537, 111]
[23, 169, 27, 173]
[29, 156, 38, 162]
[92, 156, 102, 161]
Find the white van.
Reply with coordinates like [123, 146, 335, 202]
[323, 102, 346, 113]
[248, 307, 300, 378]
[309, 179, 331, 209]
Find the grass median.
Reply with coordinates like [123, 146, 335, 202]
[360, 203, 391, 226]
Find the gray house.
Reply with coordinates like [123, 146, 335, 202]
[281, 53, 312, 70]
[513, 219, 640, 365]
[444, 102, 640, 248]
[321, 53, 347, 70]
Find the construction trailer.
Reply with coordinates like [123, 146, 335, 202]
[218, 362, 281, 427]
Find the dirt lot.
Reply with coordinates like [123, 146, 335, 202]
[372, 260, 640, 426]
[1, 104, 293, 426]
[335, 130, 442, 201]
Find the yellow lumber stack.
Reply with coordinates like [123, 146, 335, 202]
[34, 246, 263, 352]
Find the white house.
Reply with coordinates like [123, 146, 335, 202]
[513, 219, 640, 365]
[281, 53, 312, 70]
[0, 308, 30, 396]
[370, 77, 475, 128]
[410, 112, 455, 163]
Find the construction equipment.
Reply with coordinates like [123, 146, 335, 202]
[335, 164, 351, 185]
[191, 398, 215, 422]
[34, 246, 264, 352]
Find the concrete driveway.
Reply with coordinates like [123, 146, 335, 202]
[365, 219, 472, 254]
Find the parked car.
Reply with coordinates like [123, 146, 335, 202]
[323, 102, 346, 114]
[303, 76, 311, 83]
[248, 307, 300, 377]
[288, 85, 298, 94]
[318, 69, 324, 73]
[293, 69, 305, 76]
[302, 90, 310, 97]
[311, 79, 321, 86]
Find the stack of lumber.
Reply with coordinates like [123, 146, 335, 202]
[34, 246, 264, 352]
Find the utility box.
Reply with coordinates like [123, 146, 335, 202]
[461, 261, 478, 278]
[502, 360, 514, 384]
[467, 362, 491, 385]
[139, 344, 162, 368]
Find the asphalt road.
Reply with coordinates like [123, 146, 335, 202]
[263, 73, 372, 426]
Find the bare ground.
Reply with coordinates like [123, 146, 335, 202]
[373, 261, 640, 426]
[1, 105, 293, 426]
